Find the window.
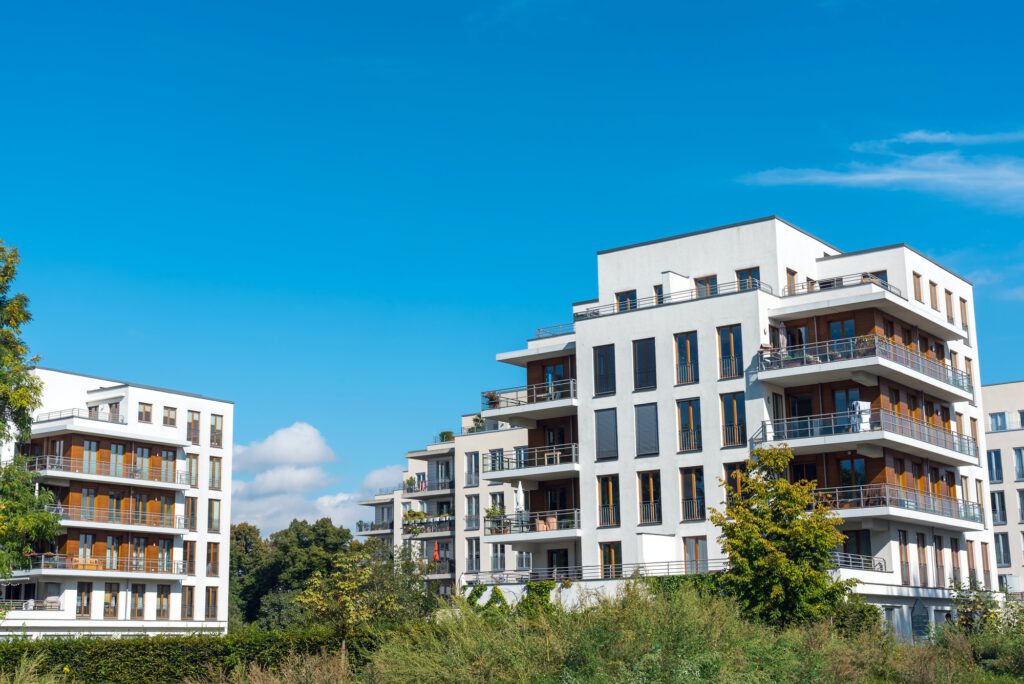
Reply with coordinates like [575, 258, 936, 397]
[674, 331, 698, 384]
[839, 457, 866, 487]
[182, 586, 195, 620]
[934, 536, 946, 588]
[156, 585, 170, 619]
[724, 462, 746, 497]
[632, 338, 656, 390]
[792, 462, 818, 483]
[490, 543, 506, 571]
[898, 530, 910, 585]
[989, 450, 1004, 483]
[207, 542, 220, 576]
[163, 407, 177, 427]
[945, 290, 954, 322]
[995, 533, 1011, 567]
[616, 290, 637, 312]
[965, 358, 974, 386]
[598, 475, 620, 527]
[844, 529, 871, 557]
[736, 267, 760, 291]
[720, 392, 746, 447]
[967, 540, 977, 584]
[681, 467, 705, 521]
[992, 492, 1007, 524]
[916, 533, 929, 587]
[960, 297, 969, 332]
[929, 281, 939, 310]
[786, 269, 797, 293]
[466, 495, 479, 530]
[695, 275, 718, 298]
[76, 582, 92, 618]
[110, 443, 125, 477]
[683, 536, 708, 573]
[951, 538, 962, 584]
[638, 471, 661, 524]
[717, 324, 743, 379]
[184, 540, 196, 575]
[130, 584, 145, 619]
[103, 582, 119, 619]
[828, 318, 855, 340]
[593, 344, 616, 395]
[490, 492, 504, 513]
[210, 414, 224, 448]
[677, 398, 701, 451]
[205, 587, 218, 620]
[600, 542, 622, 578]
[991, 413, 1007, 432]
[83, 439, 98, 474]
[465, 452, 479, 487]
[209, 456, 223, 490]
[981, 543, 992, 590]
[208, 499, 221, 533]
[1017, 449, 1024, 481]
[138, 403, 152, 423]
[653, 284, 664, 304]
[467, 538, 480, 572]
[187, 410, 200, 444]
[184, 453, 197, 487]
[634, 403, 659, 457]
[185, 497, 198, 531]
[595, 409, 618, 460]
[912, 272, 923, 302]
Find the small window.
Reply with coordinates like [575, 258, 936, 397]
[990, 413, 1007, 432]
[615, 290, 637, 312]
[156, 585, 170, 619]
[736, 267, 760, 291]
[653, 284, 664, 304]
[210, 414, 224, 448]
[991, 491, 1007, 525]
[138, 403, 152, 423]
[187, 410, 201, 444]
[634, 403, 659, 457]
[207, 542, 220, 576]
[929, 281, 939, 310]
[695, 275, 718, 298]
[208, 499, 221, 534]
[912, 273, 923, 302]
[593, 344, 616, 395]
[785, 269, 797, 294]
[209, 456, 223, 490]
[960, 298, 970, 334]
[205, 587, 218, 620]
[632, 338, 656, 390]
[995, 533, 1011, 567]
[944, 290, 954, 322]
[595, 409, 618, 460]
[163, 407, 177, 427]
[76, 582, 93, 618]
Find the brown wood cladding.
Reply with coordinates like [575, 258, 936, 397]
[781, 307, 949, 363]
[527, 478, 580, 511]
[28, 434, 178, 474]
[525, 355, 576, 386]
[789, 448, 962, 495]
[528, 416, 578, 448]
[58, 533, 176, 560]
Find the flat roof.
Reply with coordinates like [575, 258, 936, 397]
[35, 366, 234, 404]
[820, 243, 974, 286]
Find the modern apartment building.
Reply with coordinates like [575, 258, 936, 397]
[0, 368, 232, 635]
[982, 381, 1024, 593]
[361, 216, 996, 641]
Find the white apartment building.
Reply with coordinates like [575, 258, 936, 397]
[0, 368, 232, 635]
[471, 216, 995, 641]
[982, 381, 1024, 593]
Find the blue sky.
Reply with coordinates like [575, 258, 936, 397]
[3, 1, 1023, 531]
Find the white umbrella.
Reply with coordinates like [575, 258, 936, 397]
[515, 481, 525, 512]
[778, 321, 788, 352]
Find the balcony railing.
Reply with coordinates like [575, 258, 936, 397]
[465, 515, 480, 531]
[811, 484, 984, 524]
[572, 280, 772, 322]
[19, 554, 188, 575]
[481, 379, 577, 411]
[356, 520, 393, 532]
[722, 424, 746, 448]
[599, 505, 620, 527]
[534, 322, 575, 339]
[25, 455, 191, 486]
[47, 504, 188, 530]
[404, 479, 455, 494]
[426, 559, 455, 575]
[757, 335, 973, 393]
[830, 551, 886, 572]
[464, 559, 730, 585]
[678, 428, 702, 452]
[719, 356, 743, 379]
[681, 497, 705, 521]
[483, 509, 580, 535]
[482, 444, 579, 472]
[0, 598, 62, 611]
[402, 517, 455, 535]
[34, 408, 126, 425]
[676, 362, 698, 385]
[754, 409, 979, 459]
[781, 272, 902, 298]
[639, 501, 662, 525]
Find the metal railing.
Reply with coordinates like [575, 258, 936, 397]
[811, 484, 984, 524]
[465, 515, 480, 531]
[34, 408, 127, 425]
[46, 504, 189, 530]
[376, 485, 401, 496]
[18, 554, 188, 575]
[481, 379, 577, 411]
[676, 362, 698, 385]
[599, 505, 620, 527]
[404, 479, 455, 494]
[754, 409, 979, 459]
[426, 559, 455, 575]
[0, 598, 62, 611]
[482, 444, 579, 472]
[534, 322, 575, 339]
[572, 280, 772, 322]
[463, 558, 730, 585]
[402, 517, 455, 535]
[830, 551, 886, 572]
[720, 356, 744, 379]
[757, 335, 973, 393]
[639, 501, 662, 524]
[483, 509, 580, 535]
[722, 424, 746, 447]
[681, 497, 705, 521]
[356, 520, 393, 532]
[781, 272, 902, 298]
[678, 428, 702, 452]
[25, 455, 191, 485]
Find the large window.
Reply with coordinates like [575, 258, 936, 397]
[130, 584, 145, 620]
[634, 403, 659, 457]
[616, 290, 637, 312]
[594, 344, 616, 395]
[1016, 448, 1024, 481]
[208, 499, 221, 533]
[995, 533, 1011, 567]
[992, 492, 1007, 525]
[638, 471, 661, 524]
[677, 398, 701, 452]
[205, 587, 218, 620]
[490, 543, 506, 571]
[595, 409, 618, 460]
[182, 586, 195, 620]
[210, 456, 223, 490]
[736, 267, 760, 291]
[838, 457, 867, 487]
[186, 497, 198, 532]
[465, 451, 479, 486]
[683, 536, 708, 573]
[210, 414, 224, 448]
[720, 392, 746, 447]
[898, 530, 910, 585]
[991, 413, 1007, 431]
[601, 542, 622, 578]
[187, 410, 200, 445]
[467, 538, 480, 572]
[843, 529, 871, 556]
[695, 275, 718, 298]
[156, 585, 170, 619]
[988, 450, 1003, 483]
[76, 582, 92, 618]
[717, 324, 742, 379]
[632, 338, 656, 390]
[674, 331, 698, 384]
[466, 495, 479, 530]
[103, 582, 119, 619]
[184, 541, 196, 575]
[598, 475, 619, 527]
[207, 542, 220, 576]
[681, 467, 705, 521]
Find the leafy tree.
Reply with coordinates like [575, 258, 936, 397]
[228, 522, 270, 629]
[0, 456, 61, 577]
[709, 444, 853, 627]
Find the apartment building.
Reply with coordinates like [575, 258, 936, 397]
[982, 381, 1024, 593]
[0, 368, 232, 635]
[470, 216, 994, 641]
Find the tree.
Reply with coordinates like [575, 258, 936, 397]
[0, 457, 61, 577]
[228, 522, 270, 629]
[709, 444, 854, 627]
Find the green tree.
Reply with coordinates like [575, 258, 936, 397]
[228, 522, 270, 629]
[709, 444, 853, 627]
[0, 457, 61, 577]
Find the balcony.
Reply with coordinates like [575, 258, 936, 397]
[483, 509, 582, 543]
[753, 409, 979, 467]
[31, 408, 190, 448]
[404, 479, 455, 498]
[783, 273, 902, 298]
[573, 280, 772, 323]
[681, 497, 706, 521]
[47, 505, 189, 533]
[25, 455, 190, 490]
[425, 558, 455, 577]
[831, 551, 887, 572]
[355, 520, 393, 535]
[15, 554, 188, 578]
[757, 335, 974, 402]
[464, 558, 730, 585]
[480, 379, 578, 424]
[402, 516, 455, 537]
[0, 598, 63, 613]
[35, 408, 126, 425]
[812, 484, 984, 531]
[481, 443, 580, 482]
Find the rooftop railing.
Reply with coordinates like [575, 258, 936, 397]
[812, 484, 984, 524]
[356, 520, 393, 532]
[481, 444, 579, 472]
[25, 455, 191, 486]
[46, 504, 189, 530]
[34, 408, 126, 425]
[781, 272, 902, 298]
[481, 379, 577, 411]
[534, 322, 575, 339]
[757, 334, 973, 393]
[17, 553, 188, 575]
[753, 409, 978, 460]
[483, 509, 580, 535]
[574, 280, 772, 322]
[404, 479, 454, 494]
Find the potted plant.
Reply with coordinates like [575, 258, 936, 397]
[405, 476, 417, 491]
[484, 505, 506, 534]
[438, 430, 454, 443]
[483, 391, 501, 410]
[402, 509, 427, 535]
[471, 414, 486, 432]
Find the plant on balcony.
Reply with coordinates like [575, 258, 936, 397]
[437, 430, 454, 443]
[484, 505, 507, 534]
[470, 413, 486, 432]
[402, 510, 427, 535]
[483, 391, 501, 410]
[405, 476, 416, 489]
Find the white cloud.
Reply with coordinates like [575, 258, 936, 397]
[233, 465, 330, 497]
[233, 422, 335, 472]
[360, 463, 404, 491]
[896, 129, 1024, 146]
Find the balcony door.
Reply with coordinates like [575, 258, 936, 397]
[131, 538, 145, 571]
[834, 387, 861, 432]
[543, 363, 565, 398]
[105, 535, 121, 570]
[83, 440, 98, 475]
[546, 549, 569, 575]
[110, 444, 125, 478]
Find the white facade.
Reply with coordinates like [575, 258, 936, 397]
[982, 381, 1024, 593]
[0, 368, 232, 635]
